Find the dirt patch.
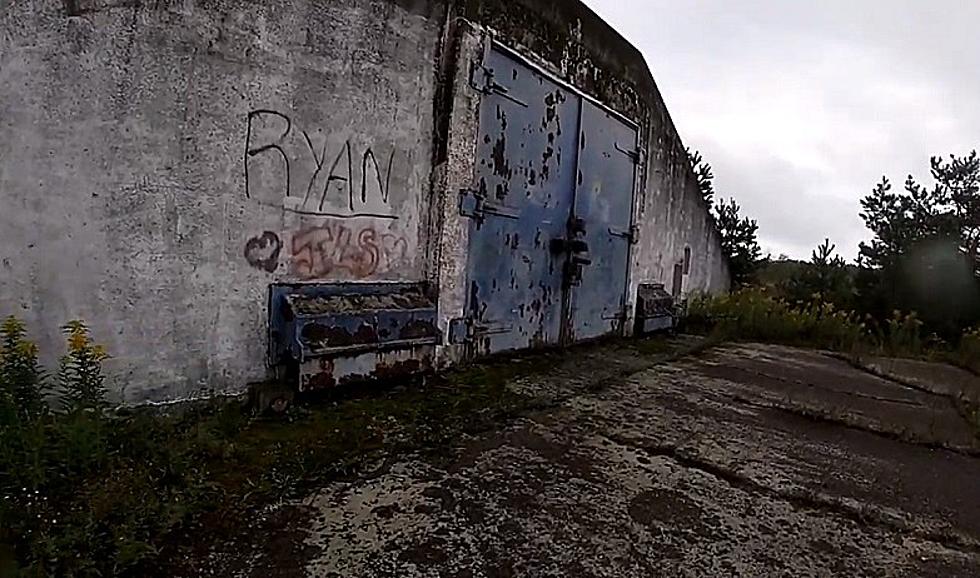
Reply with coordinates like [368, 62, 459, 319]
[628, 488, 718, 538]
[166, 504, 321, 578]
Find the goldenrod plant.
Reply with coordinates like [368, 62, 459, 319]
[57, 320, 109, 413]
[0, 316, 45, 422]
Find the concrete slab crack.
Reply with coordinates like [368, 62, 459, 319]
[829, 353, 980, 438]
[721, 362, 927, 407]
[728, 393, 980, 458]
[604, 433, 980, 556]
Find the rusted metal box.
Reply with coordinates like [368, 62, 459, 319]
[634, 283, 676, 334]
[269, 283, 441, 391]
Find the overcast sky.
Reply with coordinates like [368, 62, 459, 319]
[582, 0, 980, 260]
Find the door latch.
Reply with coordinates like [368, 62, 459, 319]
[549, 238, 589, 254]
[614, 142, 646, 165]
[553, 215, 592, 287]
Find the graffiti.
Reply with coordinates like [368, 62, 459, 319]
[244, 110, 399, 219]
[290, 222, 409, 280]
[244, 231, 283, 273]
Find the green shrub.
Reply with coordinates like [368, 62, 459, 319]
[684, 287, 955, 359]
[878, 310, 925, 357]
[0, 316, 120, 576]
[685, 288, 866, 352]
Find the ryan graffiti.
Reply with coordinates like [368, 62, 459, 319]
[244, 110, 400, 219]
[289, 222, 409, 280]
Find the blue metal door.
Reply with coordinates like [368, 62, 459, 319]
[461, 47, 581, 353]
[568, 101, 638, 341]
[459, 46, 636, 354]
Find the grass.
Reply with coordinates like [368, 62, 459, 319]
[11, 292, 972, 576]
[955, 328, 980, 375]
[683, 288, 867, 353]
[682, 287, 975, 361]
[1, 314, 598, 577]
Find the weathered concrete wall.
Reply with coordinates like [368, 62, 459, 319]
[429, 24, 484, 365]
[1, 0, 728, 404]
[631, 133, 731, 301]
[0, 0, 442, 403]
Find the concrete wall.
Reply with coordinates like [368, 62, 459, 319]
[631, 131, 731, 300]
[0, 0, 442, 403]
[0, 0, 728, 404]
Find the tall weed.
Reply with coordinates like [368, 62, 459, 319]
[684, 288, 948, 359]
[685, 288, 866, 352]
[1, 316, 45, 421]
[957, 328, 980, 373]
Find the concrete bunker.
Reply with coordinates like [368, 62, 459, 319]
[0, 0, 729, 404]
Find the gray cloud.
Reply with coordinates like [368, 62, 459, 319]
[583, 0, 980, 259]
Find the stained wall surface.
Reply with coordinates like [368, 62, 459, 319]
[0, 0, 728, 404]
[0, 0, 442, 403]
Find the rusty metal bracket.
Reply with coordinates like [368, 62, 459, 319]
[609, 224, 639, 244]
[614, 142, 646, 166]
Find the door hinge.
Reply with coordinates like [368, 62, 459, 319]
[459, 189, 521, 221]
[609, 224, 640, 244]
[602, 310, 629, 321]
[469, 62, 529, 108]
[448, 317, 471, 344]
[448, 317, 513, 344]
[615, 142, 646, 166]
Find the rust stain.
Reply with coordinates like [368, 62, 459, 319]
[301, 324, 354, 347]
[305, 358, 337, 389]
[399, 319, 438, 340]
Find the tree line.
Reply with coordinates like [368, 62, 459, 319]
[689, 149, 980, 340]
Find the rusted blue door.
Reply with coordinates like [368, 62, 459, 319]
[568, 101, 638, 341]
[457, 46, 637, 354]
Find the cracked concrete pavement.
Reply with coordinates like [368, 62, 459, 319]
[241, 341, 980, 577]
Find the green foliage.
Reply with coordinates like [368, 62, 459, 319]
[0, 317, 121, 576]
[685, 288, 865, 352]
[714, 198, 766, 286]
[687, 148, 715, 210]
[684, 288, 951, 360]
[686, 150, 765, 286]
[0, 314, 547, 577]
[858, 152, 980, 337]
[784, 239, 856, 310]
[1, 316, 45, 421]
[957, 328, 980, 373]
[58, 320, 109, 413]
[878, 310, 925, 357]
[860, 152, 980, 271]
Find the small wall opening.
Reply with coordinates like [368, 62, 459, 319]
[672, 262, 684, 296]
